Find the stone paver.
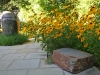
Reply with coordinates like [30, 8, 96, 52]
[39, 58, 58, 68]
[25, 53, 47, 59]
[8, 59, 40, 70]
[0, 54, 5, 59]
[0, 60, 13, 70]
[64, 66, 100, 75]
[15, 49, 37, 54]
[0, 54, 26, 60]
[0, 50, 18, 54]
[27, 68, 63, 75]
[9, 45, 27, 49]
[26, 42, 41, 49]
[37, 49, 46, 53]
[0, 70, 27, 75]
[0, 41, 100, 75]
[0, 46, 11, 50]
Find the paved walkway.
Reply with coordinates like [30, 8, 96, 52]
[0, 39, 100, 75]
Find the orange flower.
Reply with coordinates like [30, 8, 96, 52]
[80, 27, 86, 33]
[22, 27, 26, 32]
[66, 35, 70, 39]
[95, 28, 100, 35]
[72, 11, 78, 17]
[55, 25, 63, 30]
[46, 27, 53, 34]
[81, 37, 85, 42]
[76, 27, 86, 34]
[88, 6, 97, 15]
[73, 0, 77, 3]
[58, 33, 62, 36]
[76, 27, 80, 32]
[54, 34, 59, 39]
[51, 10, 55, 14]
[84, 43, 88, 48]
[54, 8, 58, 12]
[77, 21, 84, 26]
[87, 22, 95, 30]
[90, 6, 97, 11]
[70, 25, 74, 31]
[98, 36, 100, 40]
[63, 5, 70, 9]
[28, 20, 33, 23]
[40, 12, 46, 16]
[97, 9, 100, 13]
[77, 33, 82, 39]
[87, 16, 94, 22]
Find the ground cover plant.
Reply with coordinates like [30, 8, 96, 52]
[0, 33, 29, 46]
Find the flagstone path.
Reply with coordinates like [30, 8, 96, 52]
[0, 39, 100, 75]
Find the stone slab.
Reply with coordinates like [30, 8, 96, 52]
[0, 50, 17, 54]
[15, 49, 37, 54]
[39, 58, 58, 68]
[0, 46, 11, 50]
[64, 66, 100, 75]
[0, 70, 27, 75]
[25, 53, 47, 59]
[52, 48, 94, 74]
[26, 42, 42, 49]
[27, 68, 63, 75]
[9, 45, 27, 49]
[0, 54, 26, 60]
[37, 49, 46, 53]
[23, 39, 34, 46]
[8, 59, 40, 70]
[0, 60, 13, 70]
[0, 54, 5, 59]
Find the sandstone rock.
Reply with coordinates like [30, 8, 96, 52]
[52, 48, 94, 74]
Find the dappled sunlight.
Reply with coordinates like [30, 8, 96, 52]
[77, 0, 95, 16]
[33, 4, 41, 14]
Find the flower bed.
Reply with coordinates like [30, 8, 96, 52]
[21, 5, 100, 66]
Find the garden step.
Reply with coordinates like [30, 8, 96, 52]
[52, 48, 94, 74]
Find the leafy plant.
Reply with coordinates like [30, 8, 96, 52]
[21, 4, 100, 66]
[19, 0, 100, 66]
[0, 34, 29, 46]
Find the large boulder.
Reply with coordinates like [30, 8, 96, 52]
[52, 48, 94, 74]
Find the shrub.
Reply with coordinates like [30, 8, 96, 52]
[21, 2, 100, 66]
[0, 34, 29, 46]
